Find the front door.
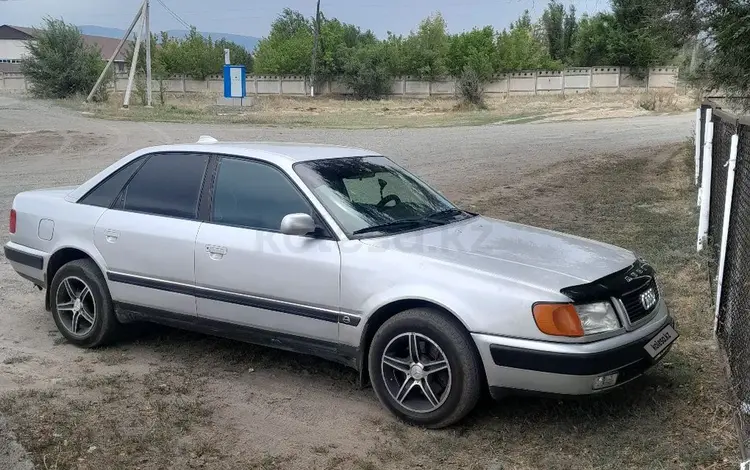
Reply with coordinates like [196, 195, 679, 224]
[194, 156, 341, 343]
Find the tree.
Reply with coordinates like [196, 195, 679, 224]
[447, 27, 497, 81]
[341, 43, 392, 99]
[605, 0, 687, 71]
[542, 1, 565, 61]
[703, 0, 750, 109]
[253, 9, 314, 75]
[316, 15, 377, 81]
[571, 13, 616, 66]
[498, 12, 561, 71]
[563, 5, 578, 63]
[20, 17, 107, 99]
[400, 13, 451, 80]
[511, 10, 533, 30]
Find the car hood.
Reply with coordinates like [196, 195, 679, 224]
[361, 216, 636, 292]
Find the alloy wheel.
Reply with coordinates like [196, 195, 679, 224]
[380, 332, 452, 413]
[55, 276, 96, 337]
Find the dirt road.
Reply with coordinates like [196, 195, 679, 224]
[1, 96, 727, 470]
[0, 95, 693, 205]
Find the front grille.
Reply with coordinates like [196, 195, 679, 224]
[619, 279, 659, 324]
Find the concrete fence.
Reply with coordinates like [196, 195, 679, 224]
[0, 66, 679, 96]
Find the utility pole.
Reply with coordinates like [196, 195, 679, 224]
[145, 0, 152, 107]
[123, 7, 146, 109]
[310, 0, 321, 97]
[86, 0, 145, 102]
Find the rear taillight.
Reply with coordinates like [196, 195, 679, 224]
[9, 209, 16, 234]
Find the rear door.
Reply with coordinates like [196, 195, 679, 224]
[93, 152, 210, 316]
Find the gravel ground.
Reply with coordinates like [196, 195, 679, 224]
[0, 96, 693, 205]
[0, 95, 698, 469]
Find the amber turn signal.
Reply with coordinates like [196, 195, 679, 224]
[532, 303, 585, 337]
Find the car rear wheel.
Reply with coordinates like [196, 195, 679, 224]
[368, 308, 482, 428]
[50, 259, 119, 348]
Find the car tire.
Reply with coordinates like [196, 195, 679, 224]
[49, 259, 119, 348]
[368, 308, 482, 428]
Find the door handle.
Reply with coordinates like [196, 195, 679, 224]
[104, 229, 119, 243]
[206, 245, 227, 260]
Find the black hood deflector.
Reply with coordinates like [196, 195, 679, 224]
[560, 259, 655, 303]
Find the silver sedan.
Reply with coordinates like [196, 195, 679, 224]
[4, 138, 678, 427]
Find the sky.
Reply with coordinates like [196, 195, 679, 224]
[0, 0, 607, 38]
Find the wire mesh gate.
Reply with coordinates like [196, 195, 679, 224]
[698, 102, 750, 456]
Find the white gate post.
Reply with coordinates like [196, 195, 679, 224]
[694, 107, 702, 186]
[698, 108, 713, 207]
[697, 111, 714, 251]
[713, 133, 739, 334]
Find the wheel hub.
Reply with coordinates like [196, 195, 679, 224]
[409, 363, 425, 380]
[73, 298, 82, 313]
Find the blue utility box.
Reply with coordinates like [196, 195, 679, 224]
[223, 64, 246, 98]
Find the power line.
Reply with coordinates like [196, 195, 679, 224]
[155, 0, 192, 30]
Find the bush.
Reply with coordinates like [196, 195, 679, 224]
[637, 91, 677, 112]
[456, 67, 486, 108]
[341, 44, 392, 100]
[20, 18, 106, 99]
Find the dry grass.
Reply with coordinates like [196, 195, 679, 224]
[0, 143, 740, 469]
[61, 91, 697, 129]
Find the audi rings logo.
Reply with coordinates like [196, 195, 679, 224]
[640, 287, 657, 310]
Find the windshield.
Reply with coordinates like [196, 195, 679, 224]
[294, 156, 470, 237]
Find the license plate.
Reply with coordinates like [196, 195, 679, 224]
[644, 325, 679, 358]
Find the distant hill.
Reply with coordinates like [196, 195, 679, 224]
[77, 25, 260, 51]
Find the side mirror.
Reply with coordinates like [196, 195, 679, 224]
[280, 213, 316, 236]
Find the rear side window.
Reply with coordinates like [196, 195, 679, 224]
[118, 153, 209, 219]
[79, 158, 145, 208]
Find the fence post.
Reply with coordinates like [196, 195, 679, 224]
[616, 67, 621, 93]
[698, 108, 713, 207]
[534, 71, 538, 95]
[588, 67, 593, 92]
[506, 74, 511, 96]
[697, 110, 714, 251]
[695, 108, 702, 186]
[714, 133, 740, 334]
[561, 70, 566, 96]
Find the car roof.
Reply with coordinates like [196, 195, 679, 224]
[140, 137, 382, 165]
[66, 138, 384, 203]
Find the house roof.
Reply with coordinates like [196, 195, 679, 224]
[3, 25, 127, 62]
[0, 25, 35, 40]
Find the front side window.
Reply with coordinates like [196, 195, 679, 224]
[212, 157, 311, 231]
[294, 156, 470, 237]
[118, 152, 209, 219]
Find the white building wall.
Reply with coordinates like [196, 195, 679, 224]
[0, 40, 30, 60]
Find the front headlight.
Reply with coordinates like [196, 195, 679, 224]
[575, 302, 620, 334]
[532, 301, 621, 337]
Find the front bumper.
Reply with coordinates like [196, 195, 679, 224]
[473, 301, 675, 397]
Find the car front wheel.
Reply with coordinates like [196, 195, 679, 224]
[368, 308, 482, 428]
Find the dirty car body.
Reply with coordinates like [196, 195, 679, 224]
[4, 138, 678, 427]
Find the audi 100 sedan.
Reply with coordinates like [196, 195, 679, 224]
[4, 137, 678, 428]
